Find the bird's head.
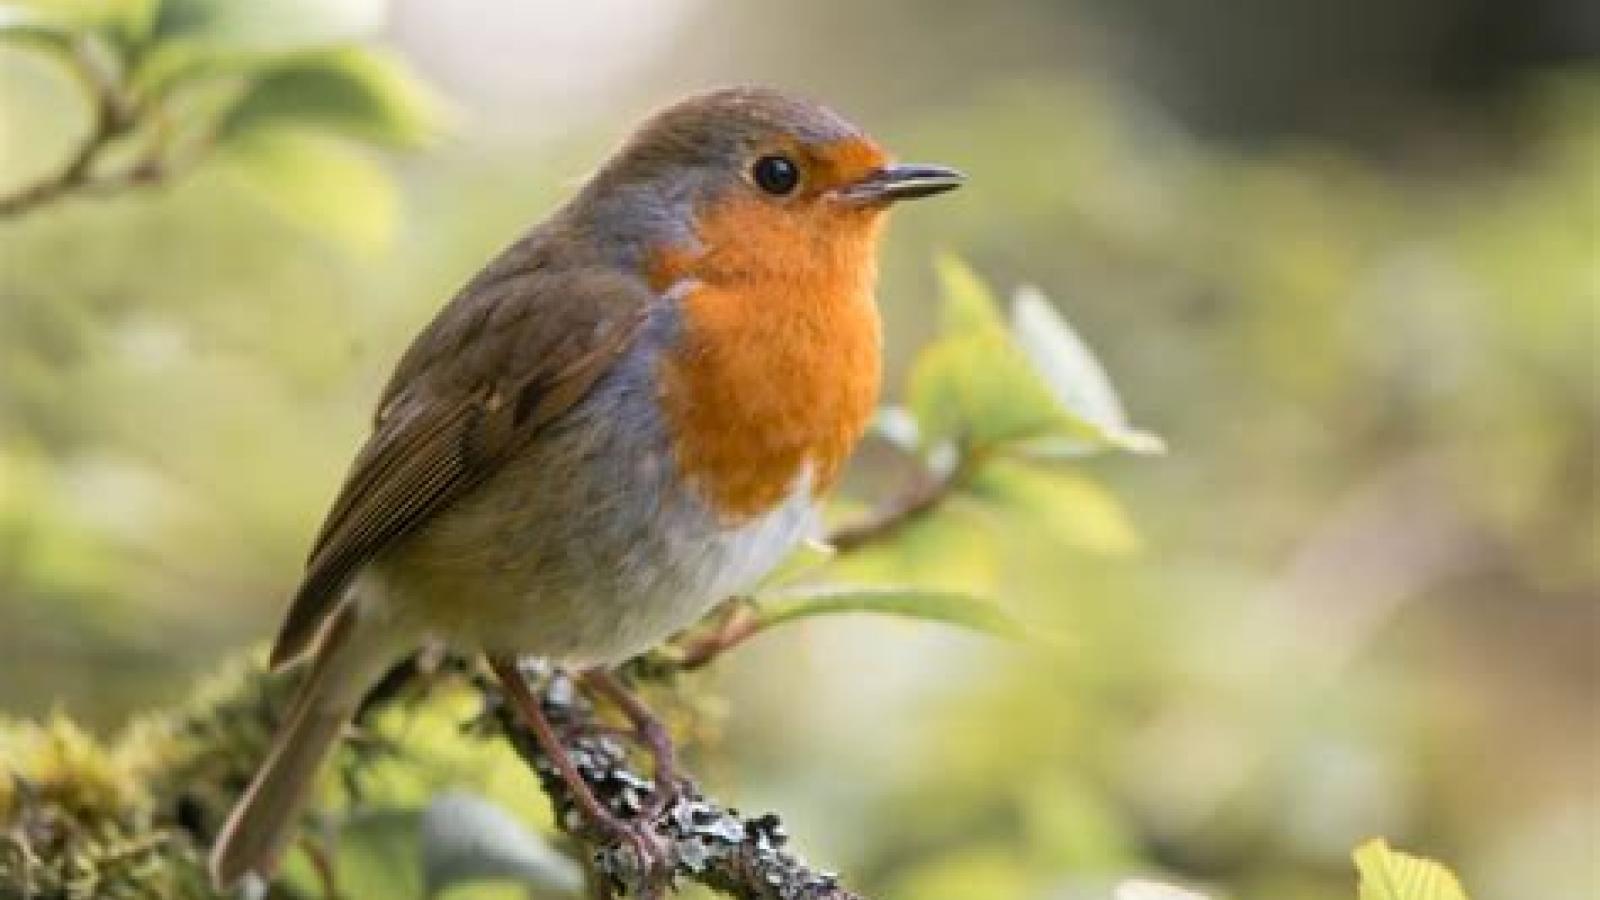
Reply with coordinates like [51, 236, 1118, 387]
[573, 86, 963, 286]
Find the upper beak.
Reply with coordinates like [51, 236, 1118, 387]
[837, 163, 965, 205]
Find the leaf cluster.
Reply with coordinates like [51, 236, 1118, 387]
[0, 0, 439, 246]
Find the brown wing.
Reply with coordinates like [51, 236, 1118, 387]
[268, 248, 653, 669]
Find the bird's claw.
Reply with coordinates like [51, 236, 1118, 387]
[641, 774, 685, 823]
[595, 816, 674, 897]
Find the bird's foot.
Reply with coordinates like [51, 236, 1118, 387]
[589, 809, 674, 898]
[580, 669, 685, 822]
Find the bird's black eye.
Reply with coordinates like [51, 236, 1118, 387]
[752, 155, 800, 196]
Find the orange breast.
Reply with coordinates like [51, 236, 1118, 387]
[654, 195, 885, 522]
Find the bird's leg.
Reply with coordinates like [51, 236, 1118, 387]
[580, 669, 683, 819]
[488, 656, 618, 828]
[487, 655, 669, 890]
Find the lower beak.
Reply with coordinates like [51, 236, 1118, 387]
[838, 163, 965, 205]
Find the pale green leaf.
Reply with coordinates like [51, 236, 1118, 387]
[217, 129, 398, 251]
[1, 0, 153, 41]
[934, 252, 1008, 335]
[967, 458, 1141, 555]
[1011, 285, 1165, 454]
[124, 37, 227, 93]
[1354, 839, 1470, 900]
[827, 499, 1003, 596]
[135, 0, 394, 93]
[104, 0, 157, 42]
[217, 47, 439, 147]
[149, 0, 384, 49]
[909, 257, 1161, 454]
[116, 0, 156, 39]
[756, 585, 1026, 639]
[0, 4, 78, 45]
[907, 331, 1076, 448]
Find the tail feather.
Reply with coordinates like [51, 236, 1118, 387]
[209, 604, 399, 889]
[209, 705, 346, 888]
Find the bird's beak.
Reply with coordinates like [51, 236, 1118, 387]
[837, 163, 965, 205]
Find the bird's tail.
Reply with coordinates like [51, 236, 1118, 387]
[209, 603, 401, 889]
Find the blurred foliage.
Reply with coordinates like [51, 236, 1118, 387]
[1, 2, 1595, 900]
[0, 0, 437, 243]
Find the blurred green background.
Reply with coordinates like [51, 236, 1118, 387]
[1, 1, 1595, 898]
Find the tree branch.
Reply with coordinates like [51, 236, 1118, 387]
[490, 668, 865, 900]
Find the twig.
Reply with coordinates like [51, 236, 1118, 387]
[671, 601, 762, 671]
[0, 37, 178, 218]
[825, 455, 967, 552]
[490, 669, 867, 900]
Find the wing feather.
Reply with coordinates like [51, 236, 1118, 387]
[267, 256, 652, 669]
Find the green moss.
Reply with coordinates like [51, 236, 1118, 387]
[0, 654, 302, 899]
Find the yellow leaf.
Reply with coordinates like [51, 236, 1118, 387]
[1354, 839, 1470, 900]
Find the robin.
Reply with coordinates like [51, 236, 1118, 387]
[209, 85, 963, 889]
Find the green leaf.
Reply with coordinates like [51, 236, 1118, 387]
[908, 331, 1077, 448]
[149, 0, 384, 49]
[908, 257, 1162, 455]
[914, 254, 1060, 447]
[1354, 839, 1470, 900]
[0, 4, 79, 46]
[1011, 285, 1165, 455]
[756, 585, 1027, 640]
[108, 0, 156, 42]
[934, 252, 1008, 335]
[123, 37, 226, 94]
[217, 47, 439, 148]
[828, 499, 1003, 596]
[217, 128, 398, 251]
[1, 0, 154, 41]
[967, 458, 1141, 556]
[0, 0, 151, 34]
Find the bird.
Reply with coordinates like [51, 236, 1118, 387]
[208, 84, 963, 890]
